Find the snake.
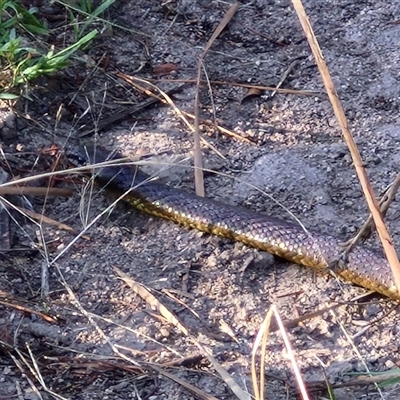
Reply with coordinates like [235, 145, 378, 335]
[68, 145, 399, 300]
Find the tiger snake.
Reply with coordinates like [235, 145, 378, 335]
[68, 145, 400, 300]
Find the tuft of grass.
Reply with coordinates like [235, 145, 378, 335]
[0, 0, 109, 98]
[56, 0, 116, 40]
[12, 29, 98, 85]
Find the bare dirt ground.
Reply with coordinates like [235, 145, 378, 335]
[1, 1, 400, 399]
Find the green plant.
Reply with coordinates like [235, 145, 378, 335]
[13, 29, 97, 84]
[0, 0, 99, 98]
[346, 369, 400, 389]
[57, 0, 116, 40]
[0, 0, 48, 36]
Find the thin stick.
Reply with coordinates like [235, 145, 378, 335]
[344, 172, 400, 250]
[153, 78, 319, 96]
[292, 0, 400, 295]
[193, 2, 240, 196]
[0, 186, 72, 196]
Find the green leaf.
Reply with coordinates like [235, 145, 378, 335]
[378, 375, 400, 388]
[91, 0, 116, 18]
[79, 0, 115, 38]
[47, 29, 97, 61]
[14, 29, 98, 83]
[11, 3, 48, 35]
[0, 92, 19, 99]
[22, 23, 48, 35]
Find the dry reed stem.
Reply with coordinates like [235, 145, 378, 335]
[292, 0, 400, 295]
[193, 2, 240, 196]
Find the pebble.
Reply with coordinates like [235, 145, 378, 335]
[385, 360, 395, 369]
[159, 327, 170, 338]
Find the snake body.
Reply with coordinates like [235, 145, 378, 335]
[70, 146, 399, 300]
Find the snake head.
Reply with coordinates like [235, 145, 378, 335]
[66, 144, 123, 167]
[66, 144, 150, 189]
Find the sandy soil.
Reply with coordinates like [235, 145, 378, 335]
[1, 1, 400, 399]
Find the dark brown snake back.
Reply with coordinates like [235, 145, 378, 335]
[70, 146, 399, 300]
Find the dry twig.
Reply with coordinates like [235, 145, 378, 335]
[292, 0, 400, 295]
[193, 2, 240, 196]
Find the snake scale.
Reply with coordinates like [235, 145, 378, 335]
[69, 145, 399, 300]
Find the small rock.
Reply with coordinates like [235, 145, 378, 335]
[219, 250, 232, 261]
[159, 327, 170, 338]
[385, 359, 395, 369]
[206, 253, 218, 267]
[252, 251, 275, 269]
[365, 303, 381, 318]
